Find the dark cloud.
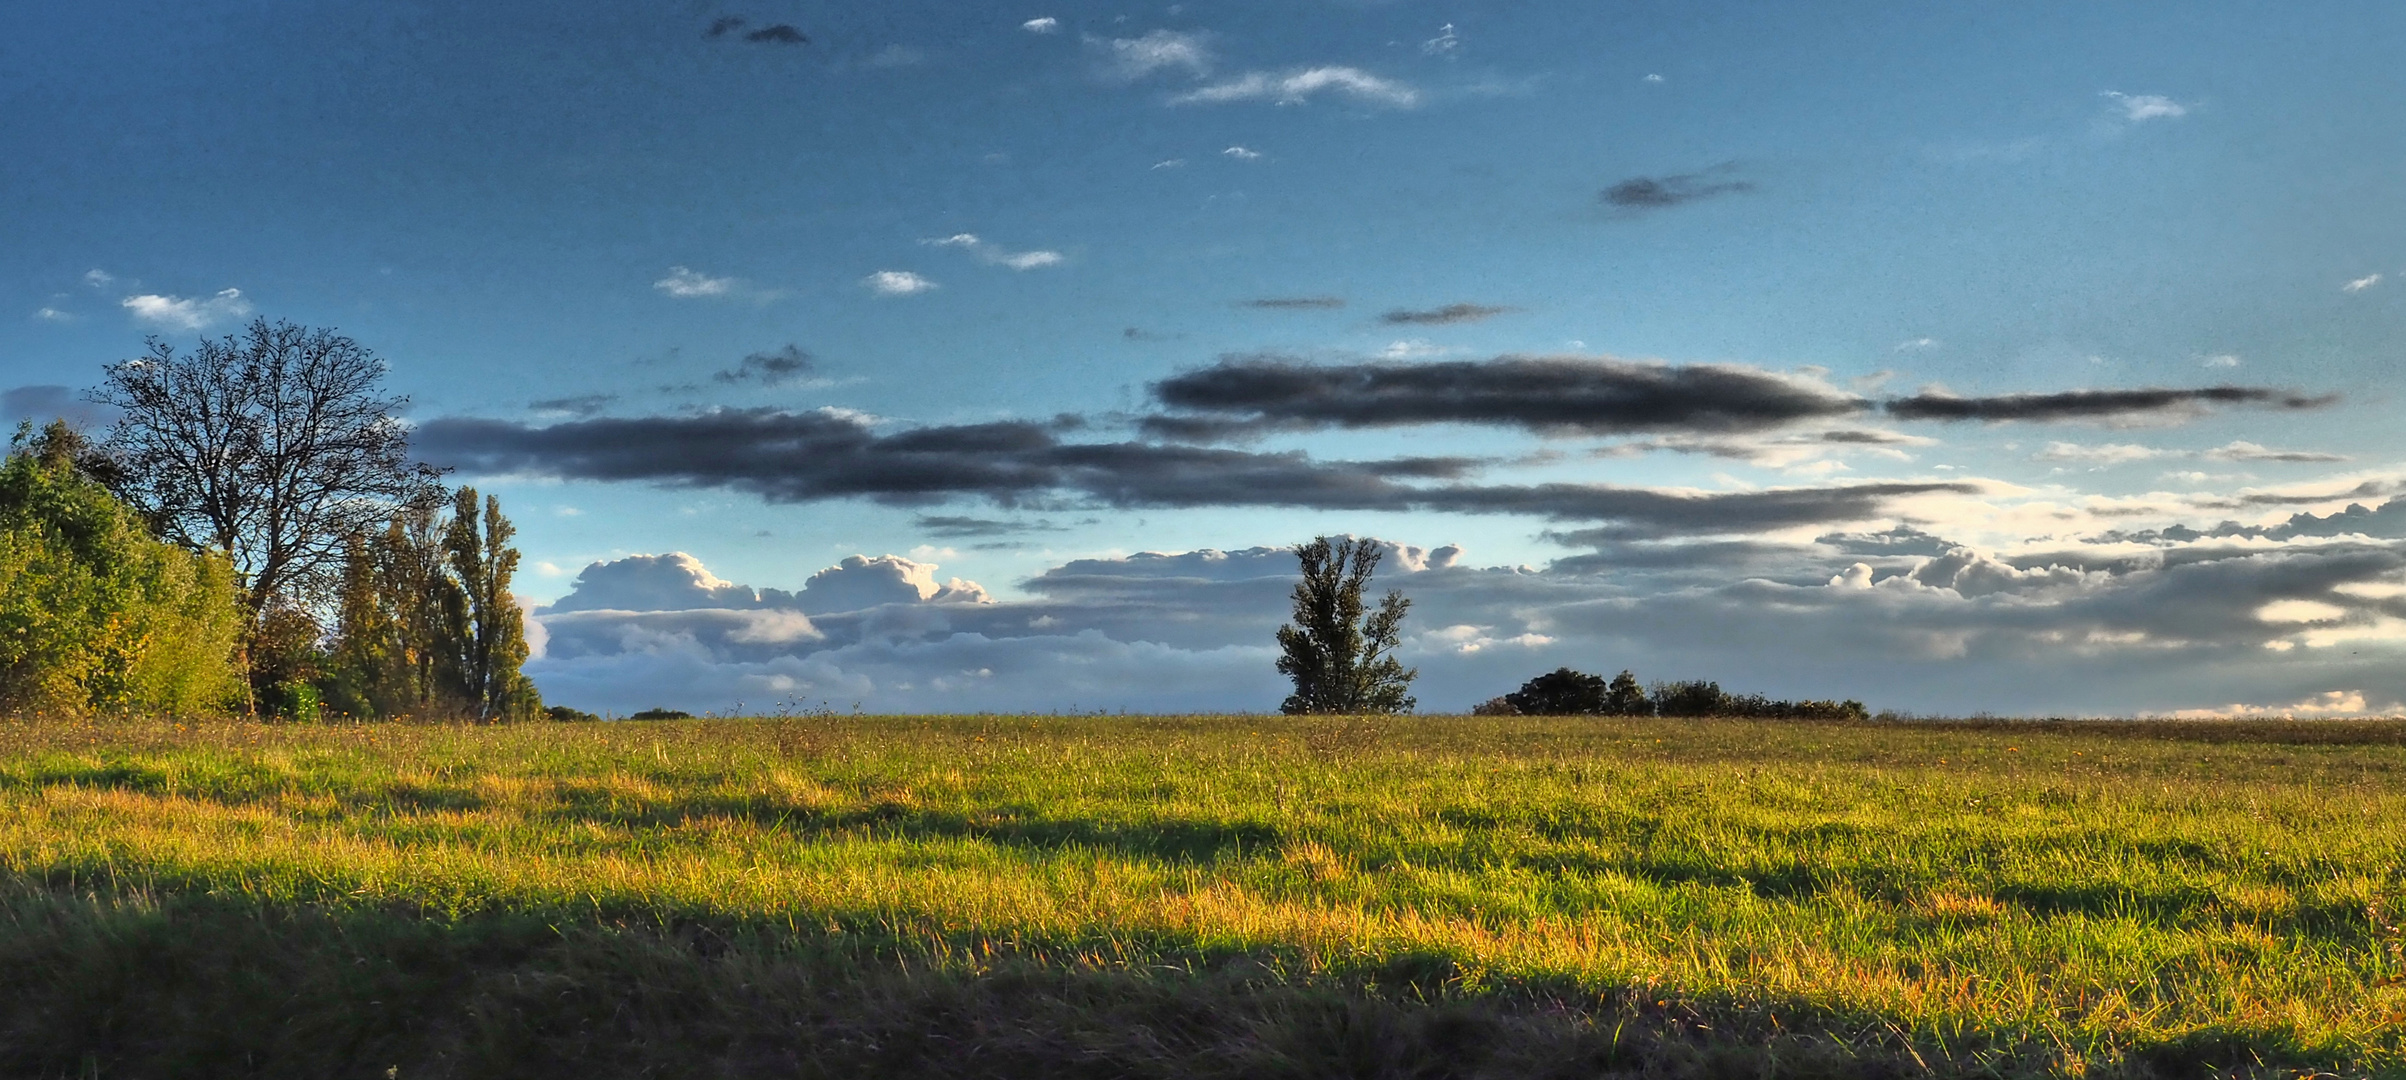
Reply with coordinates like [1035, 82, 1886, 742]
[2105, 497, 2406, 548]
[1143, 354, 1866, 439]
[745, 24, 809, 44]
[713, 344, 815, 386]
[417, 408, 1948, 534]
[1241, 297, 1344, 310]
[1381, 303, 1515, 326]
[1601, 167, 1755, 210]
[528, 394, 616, 418]
[1, 384, 115, 429]
[1418, 480, 1976, 536]
[914, 515, 1069, 538]
[1885, 386, 2336, 423]
[705, 16, 745, 38]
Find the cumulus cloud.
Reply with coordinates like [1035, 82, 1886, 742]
[1885, 385, 2335, 423]
[923, 233, 1064, 270]
[2344, 273, 2382, 293]
[415, 407, 1955, 534]
[1601, 166, 1754, 211]
[32, 307, 73, 323]
[1171, 67, 1420, 108]
[1142, 354, 1867, 439]
[1022, 17, 1059, 34]
[864, 270, 937, 296]
[1222, 146, 1262, 160]
[1380, 303, 1514, 326]
[2166, 691, 2383, 719]
[120, 288, 251, 330]
[522, 537, 2406, 717]
[713, 344, 816, 386]
[1092, 29, 1212, 80]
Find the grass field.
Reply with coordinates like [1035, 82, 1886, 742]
[1, 714, 2402, 1078]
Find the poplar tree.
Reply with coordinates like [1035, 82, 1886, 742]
[443, 488, 539, 721]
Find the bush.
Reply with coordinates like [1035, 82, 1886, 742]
[0, 422, 245, 716]
[1504, 668, 1607, 715]
[1468, 696, 1519, 716]
[1650, 680, 1727, 718]
[628, 708, 692, 721]
[545, 705, 600, 723]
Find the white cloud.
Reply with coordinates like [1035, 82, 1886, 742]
[2343, 273, 2382, 293]
[120, 288, 251, 330]
[1172, 66, 1420, 108]
[2102, 91, 2188, 122]
[864, 270, 938, 296]
[2167, 690, 2381, 719]
[1893, 337, 1939, 351]
[921, 233, 1064, 271]
[2206, 441, 2349, 463]
[1094, 29, 1212, 80]
[654, 266, 737, 299]
[1022, 17, 1059, 34]
[1642, 73, 1664, 84]
[2201, 354, 2240, 368]
[1222, 145, 1262, 160]
[519, 530, 2406, 717]
[1379, 339, 1446, 360]
[32, 307, 73, 323]
[1421, 23, 1458, 56]
[2034, 441, 2168, 465]
[83, 269, 114, 289]
[1151, 158, 1186, 170]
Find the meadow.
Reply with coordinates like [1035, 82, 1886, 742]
[1, 713, 2401, 1078]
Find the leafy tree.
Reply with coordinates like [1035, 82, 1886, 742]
[0, 421, 245, 715]
[1505, 668, 1609, 715]
[320, 487, 540, 721]
[443, 488, 540, 722]
[89, 318, 442, 616]
[1602, 670, 1650, 715]
[1274, 536, 1417, 714]
[1652, 679, 1728, 718]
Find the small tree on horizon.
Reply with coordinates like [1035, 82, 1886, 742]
[1274, 536, 1417, 714]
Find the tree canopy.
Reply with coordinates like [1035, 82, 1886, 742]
[1274, 536, 1417, 714]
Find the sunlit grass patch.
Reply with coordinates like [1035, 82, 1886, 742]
[0, 713, 2401, 1077]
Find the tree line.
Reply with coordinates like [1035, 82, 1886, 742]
[1269, 535, 1865, 720]
[0, 319, 540, 721]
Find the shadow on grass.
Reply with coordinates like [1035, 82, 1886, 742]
[0, 888, 2367, 1080]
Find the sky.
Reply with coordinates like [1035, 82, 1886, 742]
[5, 1, 2405, 716]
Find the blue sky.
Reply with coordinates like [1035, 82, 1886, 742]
[6, 1, 2405, 715]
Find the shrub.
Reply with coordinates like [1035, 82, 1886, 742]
[0, 422, 246, 716]
[1504, 668, 1609, 715]
[1650, 680, 1727, 718]
[1468, 696, 1519, 716]
[628, 708, 692, 721]
[545, 705, 600, 722]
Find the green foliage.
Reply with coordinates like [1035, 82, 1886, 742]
[319, 487, 539, 721]
[0, 422, 245, 716]
[544, 704, 600, 723]
[1274, 536, 1417, 714]
[627, 707, 692, 720]
[1503, 668, 1608, 715]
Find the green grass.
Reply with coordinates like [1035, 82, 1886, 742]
[1, 713, 2402, 1078]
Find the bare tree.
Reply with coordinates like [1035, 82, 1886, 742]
[89, 318, 441, 615]
[1274, 536, 1417, 714]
